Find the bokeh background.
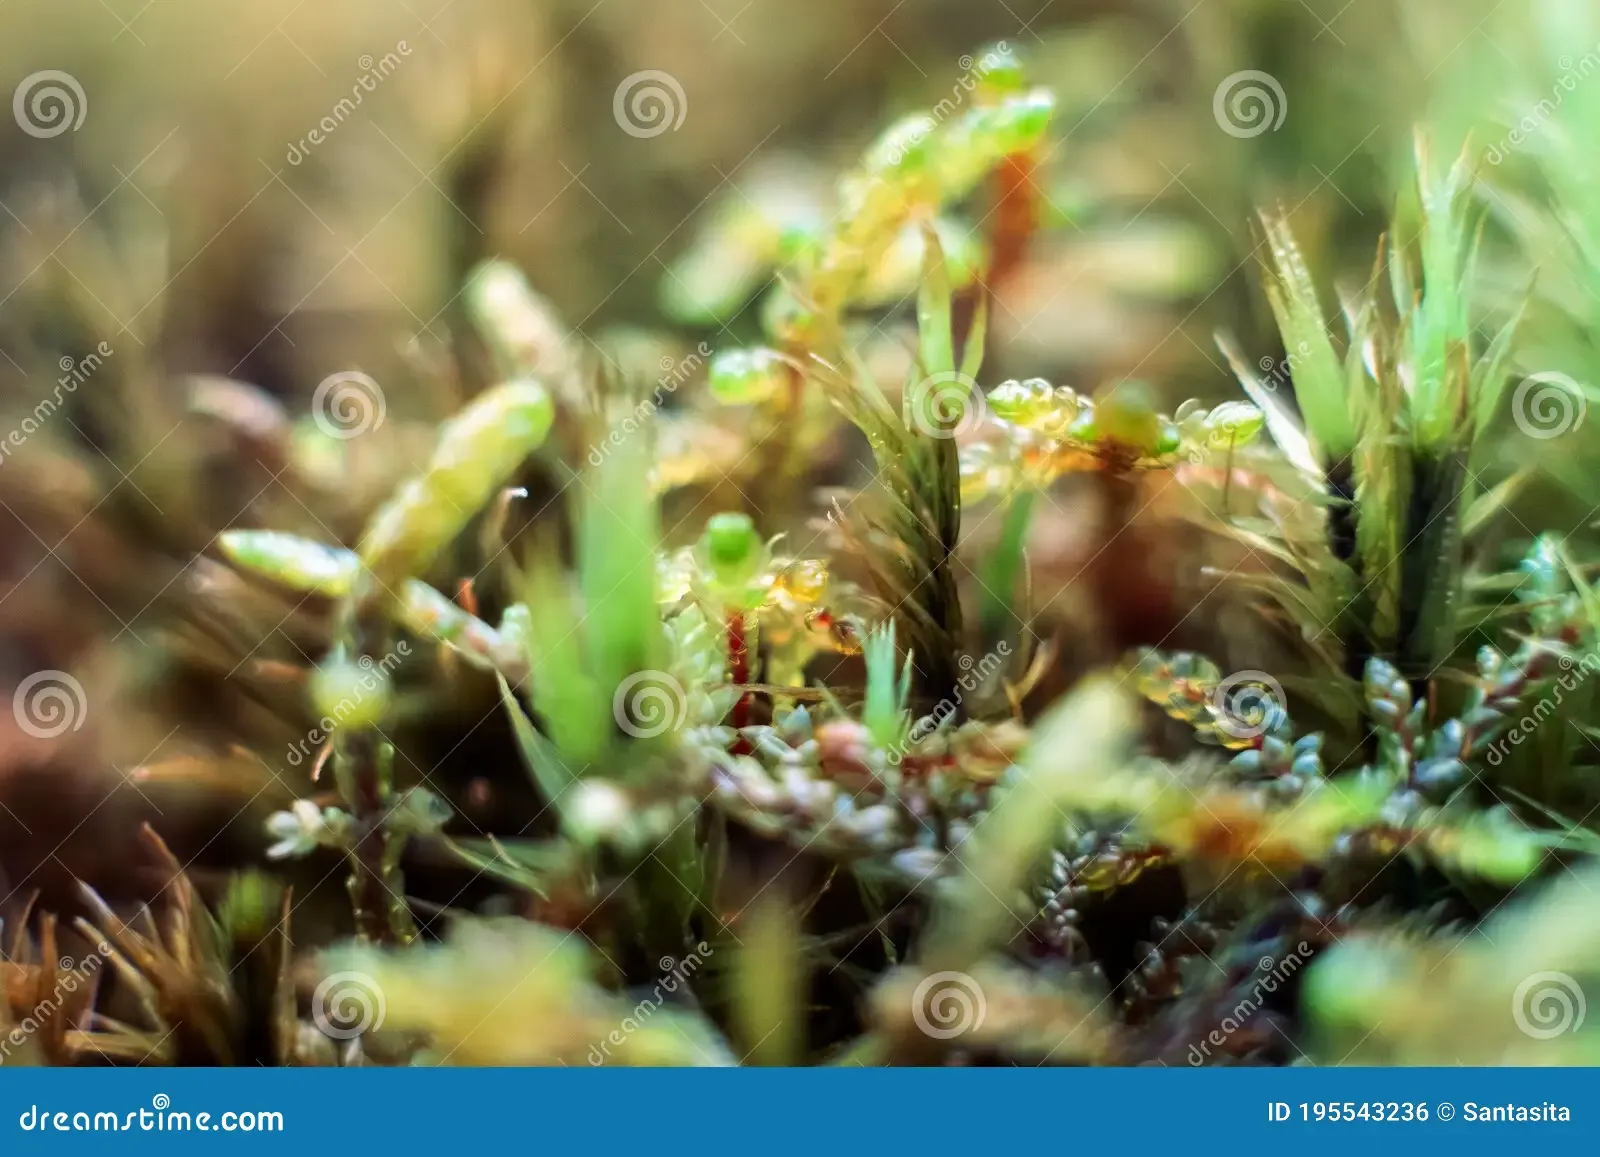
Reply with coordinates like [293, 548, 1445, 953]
[0, 0, 1579, 945]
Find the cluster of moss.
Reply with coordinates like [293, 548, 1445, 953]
[9, 26, 1600, 1068]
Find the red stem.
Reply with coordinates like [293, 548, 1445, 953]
[987, 152, 1039, 290]
[728, 611, 753, 754]
[954, 150, 1039, 364]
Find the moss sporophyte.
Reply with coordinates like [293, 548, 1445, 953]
[11, 22, 1600, 1070]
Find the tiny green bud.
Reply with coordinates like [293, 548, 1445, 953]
[983, 89, 1055, 155]
[973, 42, 1025, 98]
[465, 261, 572, 378]
[1066, 409, 1098, 443]
[218, 530, 357, 596]
[358, 378, 553, 583]
[865, 114, 938, 176]
[761, 284, 819, 346]
[775, 222, 821, 263]
[698, 512, 770, 609]
[1204, 401, 1265, 447]
[1094, 380, 1161, 453]
[708, 347, 788, 405]
[986, 378, 1055, 424]
[703, 512, 760, 573]
[309, 657, 393, 732]
[1303, 941, 1399, 1031]
[566, 778, 635, 847]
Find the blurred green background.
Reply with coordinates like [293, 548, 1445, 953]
[0, 0, 1591, 943]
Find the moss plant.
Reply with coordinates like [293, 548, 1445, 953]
[9, 36, 1600, 1070]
